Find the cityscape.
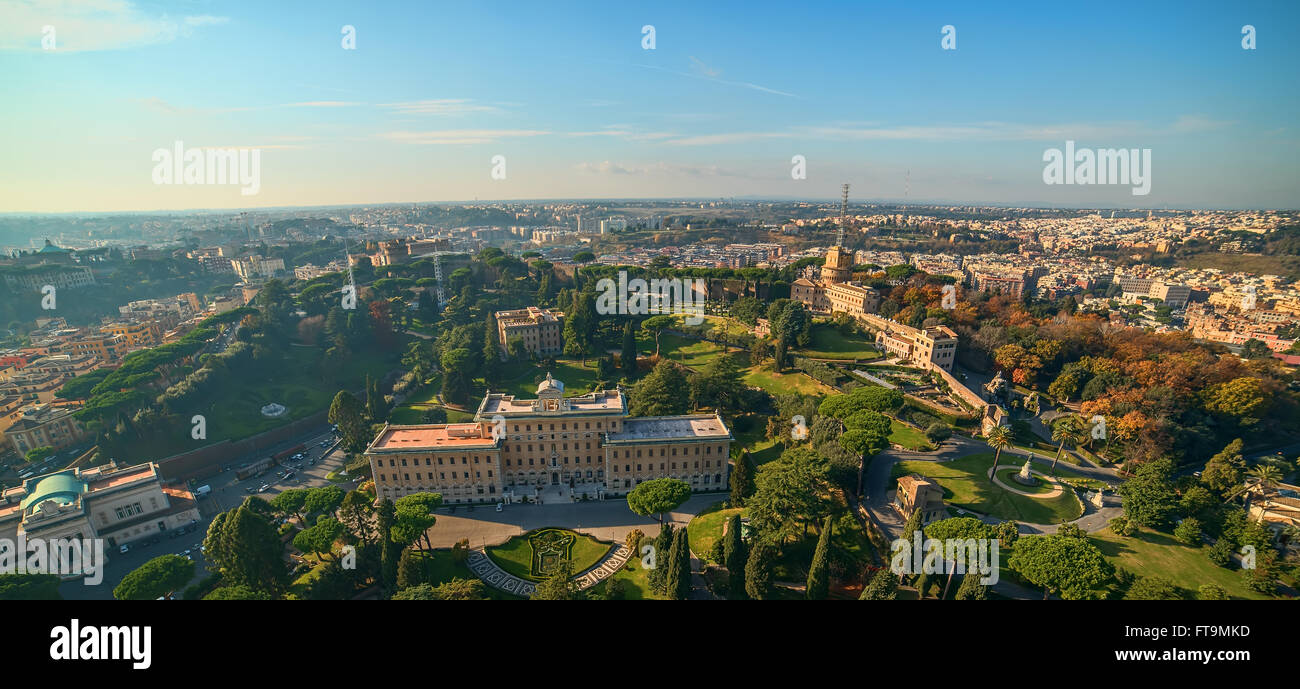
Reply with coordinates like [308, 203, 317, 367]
[1, 1, 1298, 670]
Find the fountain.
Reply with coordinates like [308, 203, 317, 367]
[260, 402, 288, 418]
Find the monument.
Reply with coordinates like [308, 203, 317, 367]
[1013, 455, 1038, 486]
[1089, 490, 1105, 509]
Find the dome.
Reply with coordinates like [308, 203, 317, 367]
[536, 372, 565, 396]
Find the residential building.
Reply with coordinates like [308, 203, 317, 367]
[495, 307, 565, 358]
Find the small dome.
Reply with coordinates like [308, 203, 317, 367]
[536, 372, 565, 395]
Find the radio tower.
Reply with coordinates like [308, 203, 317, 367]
[343, 238, 357, 296]
[432, 249, 447, 307]
[837, 183, 850, 248]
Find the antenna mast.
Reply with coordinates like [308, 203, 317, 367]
[838, 183, 849, 247]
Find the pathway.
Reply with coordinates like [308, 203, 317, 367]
[988, 464, 1065, 498]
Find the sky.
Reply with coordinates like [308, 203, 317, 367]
[1, 0, 1297, 212]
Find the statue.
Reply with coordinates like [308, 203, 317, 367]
[1089, 490, 1105, 508]
[1018, 456, 1033, 481]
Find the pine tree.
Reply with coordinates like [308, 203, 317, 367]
[745, 540, 775, 600]
[915, 570, 931, 599]
[954, 571, 989, 600]
[396, 546, 424, 590]
[859, 568, 898, 600]
[482, 318, 501, 384]
[621, 322, 637, 378]
[806, 515, 832, 600]
[722, 514, 746, 598]
[729, 450, 754, 507]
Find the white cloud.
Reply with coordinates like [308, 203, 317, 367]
[0, 0, 228, 52]
[379, 99, 503, 116]
[377, 129, 549, 145]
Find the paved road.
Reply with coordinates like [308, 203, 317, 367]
[425, 493, 725, 550]
[58, 427, 354, 600]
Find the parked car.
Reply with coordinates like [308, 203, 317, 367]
[258, 484, 270, 493]
[496, 503, 504, 512]
[119, 544, 130, 554]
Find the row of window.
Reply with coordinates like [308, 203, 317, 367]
[612, 461, 720, 473]
[611, 445, 720, 458]
[379, 470, 496, 482]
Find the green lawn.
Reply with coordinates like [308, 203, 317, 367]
[743, 364, 836, 397]
[795, 324, 883, 361]
[687, 502, 744, 564]
[590, 558, 665, 600]
[1090, 527, 1271, 600]
[894, 453, 1083, 524]
[888, 419, 933, 451]
[651, 334, 738, 370]
[485, 529, 612, 582]
[495, 358, 606, 399]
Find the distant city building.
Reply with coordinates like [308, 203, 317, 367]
[230, 255, 285, 281]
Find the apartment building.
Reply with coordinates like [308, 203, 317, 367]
[6, 404, 89, 455]
[230, 255, 285, 281]
[495, 307, 565, 358]
[825, 282, 881, 318]
[1, 265, 96, 292]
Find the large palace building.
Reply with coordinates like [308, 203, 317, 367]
[365, 374, 732, 504]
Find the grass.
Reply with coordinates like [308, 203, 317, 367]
[495, 358, 606, 398]
[651, 334, 737, 370]
[1090, 527, 1271, 600]
[743, 363, 836, 397]
[894, 453, 1083, 524]
[591, 558, 665, 600]
[485, 528, 612, 582]
[688, 502, 745, 564]
[795, 324, 883, 361]
[888, 419, 933, 451]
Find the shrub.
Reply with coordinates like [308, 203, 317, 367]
[1197, 583, 1228, 600]
[1173, 517, 1202, 546]
[1207, 538, 1234, 567]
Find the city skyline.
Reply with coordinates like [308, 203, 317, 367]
[2, 0, 1298, 212]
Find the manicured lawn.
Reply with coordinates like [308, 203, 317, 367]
[651, 334, 737, 370]
[796, 324, 883, 361]
[592, 558, 665, 600]
[894, 453, 1083, 524]
[1090, 527, 1271, 600]
[888, 419, 933, 451]
[496, 359, 606, 398]
[485, 529, 611, 582]
[687, 502, 744, 564]
[743, 364, 836, 397]
[994, 468, 1057, 494]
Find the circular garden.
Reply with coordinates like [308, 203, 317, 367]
[485, 528, 612, 582]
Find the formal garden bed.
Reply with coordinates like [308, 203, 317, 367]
[485, 528, 612, 582]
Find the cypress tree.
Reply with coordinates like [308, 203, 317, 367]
[745, 540, 775, 600]
[376, 499, 399, 594]
[954, 571, 989, 600]
[621, 322, 637, 378]
[676, 530, 692, 600]
[648, 523, 674, 593]
[915, 569, 931, 599]
[729, 450, 754, 507]
[396, 546, 423, 590]
[859, 567, 898, 600]
[722, 514, 746, 598]
[901, 507, 924, 546]
[806, 515, 832, 600]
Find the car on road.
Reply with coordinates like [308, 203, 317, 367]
[119, 544, 130, 554]
[258, 484, 270, 493]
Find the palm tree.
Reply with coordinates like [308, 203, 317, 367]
[1227, 465, 1284, 513]
[1050, 416, 1087, 476]
[985, 425, 1012, 483]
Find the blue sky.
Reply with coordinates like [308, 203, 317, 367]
[1, 0, 1296, 212]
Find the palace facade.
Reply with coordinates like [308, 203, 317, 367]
[365, 374, 732, 504]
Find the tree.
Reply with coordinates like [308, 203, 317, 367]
[1117, 458, 1179, 529]
[647, 523, 674, 593]
[392, 492, 442, 551]
[628, 360, 690, 416]
[1173, 517, 1202, 546]
[1049, 415, 1086, 475]
[859, 567, 898, 600]
[293, 517, 345, 560]
[627, 478, 691, 523]
[329, 390, 369, 452]
[204, 501, 290, 597]
[440, 348, 474, 406]
[531, 561, 582, 600]
[0, 573, 61, 600]
[641, 314, 676, 359]
[744, 540, 776, 600]
[746, 447, 833, 544]
[806, 515, 832, 600]
[722, 514, 746, 598]
[665, 528, 691, 600]
[1124, 575, 1183, 600]
[1008, 534, 1114, 600]
[376, 499, 399, 593]
[393, 578, 487, 600]
[203, 585, 271, 600]
[840, 428, 886, 496]
[304, 485, 345, 519]
[621, 322, 637, 377]
[1204, 377, 1270, 423]
[901, 505, 924, 546]
[270, 489, 310, 524]
[1197, 583, 1229, 600]
[729, 450, 754, 506]
[1202, 438, 1245, 495]
[954, 571, 989, 600]
[984, 425, 1012, 483]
